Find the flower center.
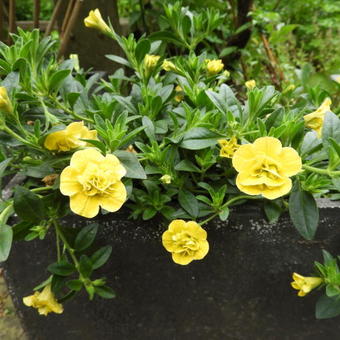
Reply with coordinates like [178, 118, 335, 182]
[254, 161, 281, 181]
[78, 165, 116, 197]
[172, 232, 200, 255]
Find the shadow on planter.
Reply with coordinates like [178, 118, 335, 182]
[3, 199, 340, 340]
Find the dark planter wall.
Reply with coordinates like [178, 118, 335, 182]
[3, 199, 340, 340]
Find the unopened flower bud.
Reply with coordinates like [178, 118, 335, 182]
[245, 80, 256, 90]
[160, 174, 172, 184]
[162, 60, 177, 72]
[0, 87, 13, 114]
[205, 59, 224, 75]
[84, 9, 111, 35]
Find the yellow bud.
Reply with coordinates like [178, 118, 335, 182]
[205, 59, 224, 75]
[160, 175, 172, 184]
[174, 85, 184, 102]
[144, 54, 160, 76]
[245, 80, 256, 90]
[162, 60, 177, 72]
[0, 87, 13, 114]
[222, 70, 230, 78]
[285, 84, 295, 92]
[144, 54, 160, 69]
[84, 9, 111, 35]
[69, 54, 80, 72]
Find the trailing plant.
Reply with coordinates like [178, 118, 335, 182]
[0, 6, 339, 319]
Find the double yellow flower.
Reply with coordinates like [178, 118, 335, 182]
[232, 137, 302, 200]
[162, 220, 209, 265]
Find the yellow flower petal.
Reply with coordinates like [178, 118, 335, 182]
[99, 181, 127, 212]
[279, 147, 302, 177]
[194, 240, 209, 260]
[59, 167, 82, 196]
[70, 193, 100, 218]
[232, 144, 256, 172]
[172, 252, 194, 265]
[70, 148, 104, 168]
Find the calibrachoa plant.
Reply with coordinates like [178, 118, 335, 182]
[0, 5, 340, 319]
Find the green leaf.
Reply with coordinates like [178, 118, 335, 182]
[0, 158, 11, 180]
[148, 31, 186, 48]
[114, 150, 147, 179]
[74, 223, 98, 251]
[13, 186, 46, 223]
[48, 261, 76, 276]
[105, 54, 131, 67]
[94, 285, 116, 299]
[326, 284, 340, 298]
[91, 246, 112, 270]
[113, 95, 137, 114]
[135, 39, 151, 63]
[175, 160, 201, 173]
[316, 294, 340, 319]
[289, 182, 319, 240]
[264, 200, 282, 223]
[79, 255, 93, 278]
[142, 116, 156, 141]
[66, 279, 83, 291]
[0, 224, 13, 261]
[322, 111, 340, 148]
[142, 207, 157, 220]
[206, 84, 239, 116]
[219, 206, 229, 221]
[178, 190, 199, 218]
[49, 69, 71, 92]
[180, 128, 220, 150]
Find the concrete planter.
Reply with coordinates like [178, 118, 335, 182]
[3, 199, 340, 340]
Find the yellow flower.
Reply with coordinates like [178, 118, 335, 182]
[144, 54, 160, 71]
[0, 86, 13, 114]
[60, 148, 127, 218]
[160, 174, 172, 184]
[84, 9, 111, 35]
[162, 60, 177, 72]
[218, 137, 239, 158]
[331, 74, 340, 84]
[162, 220, 209, 265]
[304, 98, 332, 137]
[291, 273, 322, 297]
[245, 80, 256, 90]
[232, 137, 302, 200]
[44, 121, 98, 152]
[205, 59, 224, 75]
[174, 85, 184, 102]
[23, 284, 63, 316]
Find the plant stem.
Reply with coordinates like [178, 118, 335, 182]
[302, 164, 340, 177]
[48, 95, 93, 123]
[31, 186, 53, 193]
[0, 203, 14, 224]
[200, 195, 260, 225]
[53, 221, 81, 274]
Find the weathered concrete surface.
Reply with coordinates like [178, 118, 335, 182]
[3, 200, 340, 340]
[0, 271, 26, 340]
